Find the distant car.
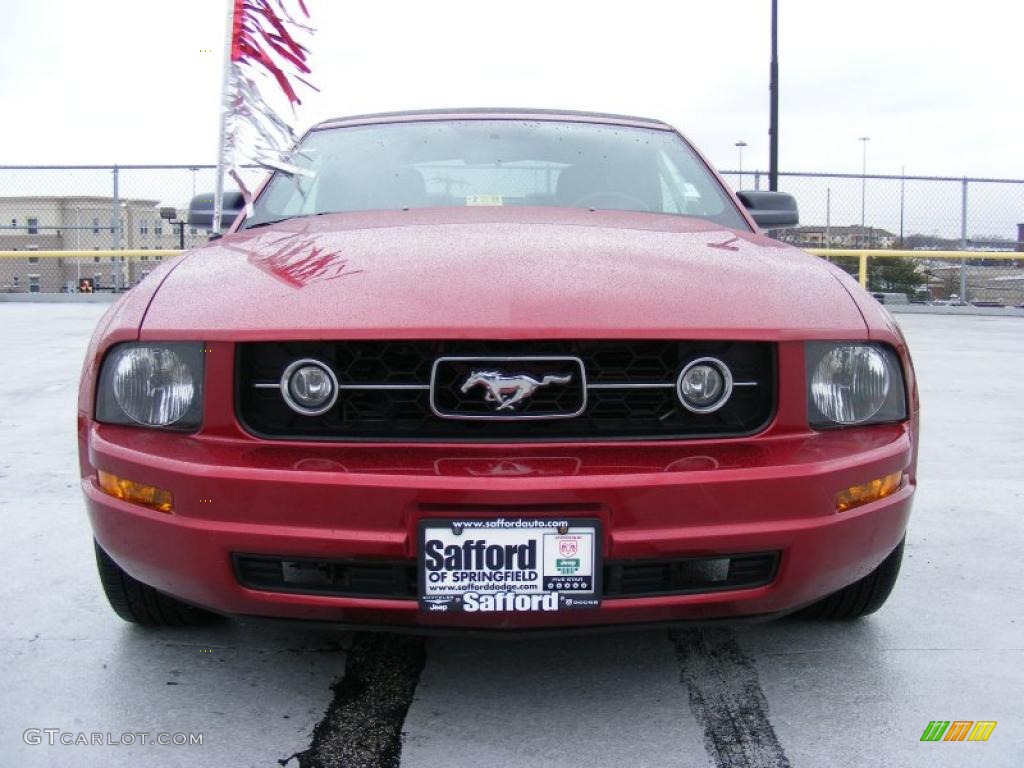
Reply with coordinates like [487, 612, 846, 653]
[871, 292, 909, 305]
[79, 109, 918, 631]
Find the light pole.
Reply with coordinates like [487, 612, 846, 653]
[825, 187, 831, 249]
[160, 207, 187, 250]
[768, 0, 779, 190]
[735, 141, 747, 189]
[899, 165, 905, 248]
[859, 137, 870, 240]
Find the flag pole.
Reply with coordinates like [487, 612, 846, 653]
[212, 0, 239, 234]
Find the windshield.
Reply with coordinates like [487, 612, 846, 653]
[244, 119, 749, 230]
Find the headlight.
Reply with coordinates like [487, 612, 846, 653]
[806, 343, 906, 427]
[96, 343, 204, 430]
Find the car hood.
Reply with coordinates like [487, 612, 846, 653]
[141, 207, 867, 340]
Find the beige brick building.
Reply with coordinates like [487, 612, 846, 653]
[777, 225, 899, 249]
[0, 196, 208, 293]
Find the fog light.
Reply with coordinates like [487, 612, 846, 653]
[677, 357, 733, 413]
[97, 471, 173, 513]
[281, 359, 338, 416]
[836, 471, 903, 512]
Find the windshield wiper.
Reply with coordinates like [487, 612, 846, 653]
[243, 212, 325, 230]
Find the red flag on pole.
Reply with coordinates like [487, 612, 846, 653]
[214, 0, 317, 232]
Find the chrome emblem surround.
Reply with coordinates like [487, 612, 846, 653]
[430, 356, 587, 420]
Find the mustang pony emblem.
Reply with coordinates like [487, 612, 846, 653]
[460, 370, 573, 411]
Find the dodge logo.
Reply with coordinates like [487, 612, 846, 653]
[460, 370, 573, 411]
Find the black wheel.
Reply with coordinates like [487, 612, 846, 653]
[94, 541, 219, 627]
[794, 537, 905, 620]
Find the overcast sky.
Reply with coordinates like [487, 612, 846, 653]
[1, 0, 1021, 178]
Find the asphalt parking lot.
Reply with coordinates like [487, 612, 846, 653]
[1, 304, 1021, 767]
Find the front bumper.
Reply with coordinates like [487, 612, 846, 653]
[83, 422, 915, 630]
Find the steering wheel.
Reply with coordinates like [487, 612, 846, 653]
[571, 192, 651, 212]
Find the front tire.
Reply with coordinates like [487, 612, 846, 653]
[94, 541, 219, 627]
[795, 537, 905, 620]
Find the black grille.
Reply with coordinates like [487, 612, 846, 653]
[236, 340, 775, 441]
[233, 552, 779, 600]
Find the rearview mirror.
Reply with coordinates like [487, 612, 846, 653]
[186, 191, 245, 233]
[736, 191, 799, 229]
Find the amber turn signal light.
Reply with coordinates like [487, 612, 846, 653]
[97, 471, 173, 513]
[836, 471, 903, 512]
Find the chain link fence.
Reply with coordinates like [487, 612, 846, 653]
[1, 165, 1021, 304]
[719, 170, 1024, 306]
[719, 170, 1023, 249]
[0, 165, 265, 294]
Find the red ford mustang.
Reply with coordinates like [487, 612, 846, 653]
[79, 109, 918, 631]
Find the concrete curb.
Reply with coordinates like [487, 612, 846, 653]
[888, 304, 1024, 317]
[0, 293, 119, 303]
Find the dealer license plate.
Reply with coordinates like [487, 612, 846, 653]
[418, 518, 602, 614]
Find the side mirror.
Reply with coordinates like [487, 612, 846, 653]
[736, 191, 799, 229]
[186, 191, 245, 233]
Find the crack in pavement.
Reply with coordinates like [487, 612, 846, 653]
[281, 632, 426, 768]
[670, 628, 791, 768]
